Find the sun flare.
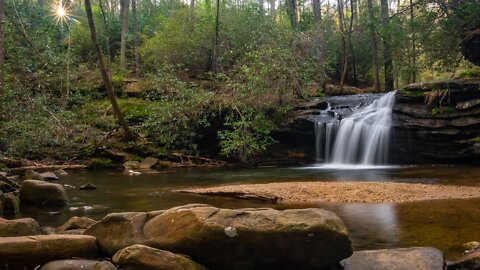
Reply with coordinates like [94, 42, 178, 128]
[57, 5, 66, 18]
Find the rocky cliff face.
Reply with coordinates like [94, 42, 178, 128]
[392, 80, 480, 164]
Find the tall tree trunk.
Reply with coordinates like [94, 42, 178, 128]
[381, 0, 394, 91]
[410, 0, 416, 83]
[367, 0, 380, 91]
[120, 0, 130, 73]
[212, 0, 220, 73]
[190, 0, 195, 29]
[286, 0, 297, 30]
[270, 0, 275, 18]
[132, 0, 141, 77]
[0, 0, 4, 89]
[312, 0, 326, 91]
[349, 0, 357, 84]
[99, 0, 112, 78]
[84, 0, 135, 141]
[338, 0, 347, 93]
[259, 0, 264, 13]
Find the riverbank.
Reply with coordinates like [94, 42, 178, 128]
[178, 181, 480, 203]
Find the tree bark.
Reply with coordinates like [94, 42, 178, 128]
[0, 0, 4, 88]
[84, 0, 135, 141]
[381, 0, 394, 91]
[270, 0, 275, 18]
[286, 0, 297, 30]
[367, 0, 380, 91]
[312, 0, 326, 91]
[409, 0, 416, 83]
[338, 0, 347, 93]
[120, 0, 130, 73]
[132, 0, 141, 77]
[212, 0, 220, 73]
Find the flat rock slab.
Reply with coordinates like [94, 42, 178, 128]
[0, 235, 98, 269]
[341, 247, 444, 270]
[178, 181, 480, 203]
[113, 244, 207, 270]
[40, 259, 117, 270]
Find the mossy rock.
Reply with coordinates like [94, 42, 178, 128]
[87, 158, 113, 170]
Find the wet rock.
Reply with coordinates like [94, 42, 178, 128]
[55, 169, 69, 176]
[461, 28, 480, 67]
[84, 212, 147, 255]
[1, 192, 19, 214]
[57, 216, 97, 233]
[0, 235, 98, 269]
[24, 169, 45, 181]
[143, 204, 352, 270]
[124, 161, 140, 170]
[20, 180, 69, 206]
[80, 183, 97, 190]
[113, 244, 207, 270]
[101, 148, 133, 162]
[0, 217, 41, 237]
[40, 171, 60, 181]
[139, 157, 159, 169]
[40, 259, 117, 270]
[463, 241, 480, 253]
[341, 247, 444, 270]
[448, 251, 480, 270]
[42, 226, 57, 235]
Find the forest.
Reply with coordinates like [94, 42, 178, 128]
[0, 0, 479, 163]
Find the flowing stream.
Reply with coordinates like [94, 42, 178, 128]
[314, 91, 397, 165]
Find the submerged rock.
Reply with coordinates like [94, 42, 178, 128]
[341, 247, 444, 270]
[0, 235, 98, 269]
[57, 216, 97, 233]
[19, 180, 69, 206]
[40, 259, 117, 270]
[0, 217, 41, 237]
[80, 183, 97, 190]
[40, 171, 60, 181]
[143, 204, 352, 270]
[113, 244, 207, 270]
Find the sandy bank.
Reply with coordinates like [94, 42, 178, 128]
[177, 181, 480, 203]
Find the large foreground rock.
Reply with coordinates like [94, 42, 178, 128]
[341, 247, 444, 270]
[448, 251, 480, 270]
[0, 235, 98, 269]
[113, 244, 207, 270]
[20, 179, 68, 206]
[57, 216, 97, 233]
[40, 259, 117, 270]
[0, 217, 41, 236]
[144, 204, 352, 269]
[85, 204, 352, 269]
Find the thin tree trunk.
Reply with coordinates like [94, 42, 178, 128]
[410, 0, 416, 83]
[381, 0, 394, 91]
[84, 0, 135, 141]
[212, 0, 220, 73]
[120, 0, 130, 73]
[286, 0, 297, 30]
[0, 0, 4, 88]
[349, 0, 357, 84]
[132, 0, 141, 77]
[99, 0, 112, 78]
[259, 0, 264, 13]
[338, 0, 347, 93]
[312, 0, 326, 91]
[190, 0, 195, 30]
[367, 0, 380, 91]
[270, 0, 275, 18]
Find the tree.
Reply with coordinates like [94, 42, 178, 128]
[312, 0, 326, 91]
[213, 0, 220, 72]
[132, 0, 141, 77]
[380, 0, 394, 91]
[120, 0, 130, 73]
[367, 0, 380, 91]
[84, 0, 135, 141]
[409, 0, 416, 83]
[286, 0, 297, 29]
[0, 0, 4, 88]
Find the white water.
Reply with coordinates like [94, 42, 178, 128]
[314, 91, 397, 165]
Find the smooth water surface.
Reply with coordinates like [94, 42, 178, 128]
[15, 165, 480, 260]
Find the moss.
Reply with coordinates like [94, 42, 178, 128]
[87, 158, 113, 170]
[0, 163, 9, 173]
[400, 89, 425, 97]
[470, 136, 480, 143]
[431, 106, 455, 116]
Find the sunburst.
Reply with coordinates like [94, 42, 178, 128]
[51, 0, 78, 27]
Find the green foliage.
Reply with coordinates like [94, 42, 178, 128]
[218, 110, 276, 162]
[87, 158, 113, 170]
[431, 106, 455, 116]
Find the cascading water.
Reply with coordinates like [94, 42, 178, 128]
[314, 91, 397, 165]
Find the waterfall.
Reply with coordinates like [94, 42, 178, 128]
[314, 91, 396, 165]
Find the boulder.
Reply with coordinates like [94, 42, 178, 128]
[448, 251, 480, 270]
[19, 179, 69, 206]
[40, 171, 60, 181]
[0, 235, 98, 269]
[341, 247, 444, 270]
[0, 217, 41, 237]
[1, 192, 19, 214]
[24, 169, 45, 181]
[139, 157, 159, 169]
[84, 212, 147, 255]
[55, 169, 69, 176]
[113, 244, 207, 270]
[80, 183, 97, 190]
[143, 204, 352, 270]
[40, 259, 117, 270]
[57, 216, 97, 233]
[124, 161, 140, 170]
